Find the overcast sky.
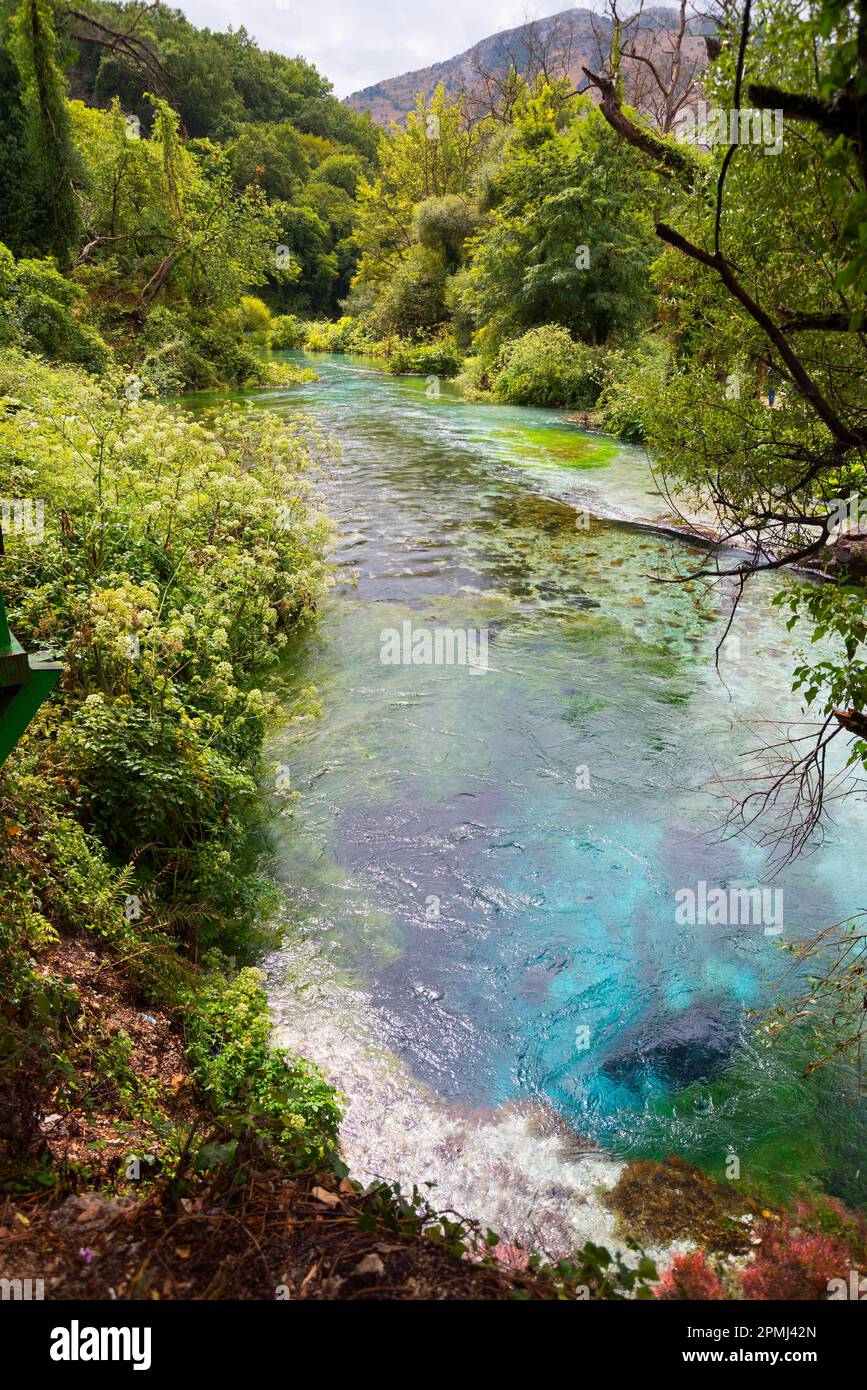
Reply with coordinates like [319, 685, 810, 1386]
[172, 1, 609, 97]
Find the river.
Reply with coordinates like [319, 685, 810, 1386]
[209, 352, 867, 1256]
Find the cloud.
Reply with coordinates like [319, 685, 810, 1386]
[171, 0, 605, 97]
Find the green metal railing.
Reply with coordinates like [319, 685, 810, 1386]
[0, 530, 62, 769]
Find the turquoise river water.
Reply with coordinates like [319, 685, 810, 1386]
[211, 353, 867, 1254]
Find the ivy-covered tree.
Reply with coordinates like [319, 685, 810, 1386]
[9, 0, 81, 262]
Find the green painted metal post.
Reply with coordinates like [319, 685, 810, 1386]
[0, 584, 62, 770]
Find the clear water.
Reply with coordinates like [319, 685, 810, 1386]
[202, 354, 867, 1250]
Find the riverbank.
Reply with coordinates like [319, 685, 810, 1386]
[0, 349, 342, 1199]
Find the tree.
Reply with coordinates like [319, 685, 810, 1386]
[71, 95, 282, 349]
[9, 0, 81, 262]
[460, 84, 656, 353]
[225, 121, 309, 203]
[351, 86, 493, 289]
[608, 0, 707, 133]
[583, 0, 867, 855]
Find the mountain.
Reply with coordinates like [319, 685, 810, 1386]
[345, 6, 713, 127]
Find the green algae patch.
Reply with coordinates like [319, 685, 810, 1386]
[521, 425, 619, 467]
[608, 1156, 771, 1254]
[490, 423, 619, 470]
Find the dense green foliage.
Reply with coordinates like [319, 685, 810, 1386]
[0, 240, 109, 369]
[8, 0, 81, 262]
[0, 0, 865, 1278]
[487, 326, 606, 409]
[344, 80, 656, 395]
[0, 344, 338, 1182]
[2, 349, 329, 946]
[457, 91, 654, 354]
[64, 2, 378, 319]
[185, 967, 341, 1168]
[0, 0, 380, 391]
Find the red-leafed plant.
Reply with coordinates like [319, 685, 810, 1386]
[741, 1226, 852, 1301]
[655, 1250, 725, 1300]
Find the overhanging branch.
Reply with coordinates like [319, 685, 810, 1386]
[655, 221, 867, 449]
[581, 65, 697, 184]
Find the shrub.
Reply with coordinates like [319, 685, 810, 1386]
[386, 337, 462, 378]
[655, 1251, 725, 1300]
[185, 968, 342, 1168]
[267, 313, 304, 350]
[370, 246, 449, 339]
[343, 320, 390, 356]
[186, 316, 274, 389]
[303, 316, 354, 352]
[302, 316, 386, 356]
[239, 295, 272, 333]
[491, 325, 606, 409]
[597, 335, 670, 442]
[454, 354, 494, 399]
[0, 242, 110, 373]
[135, 306, 301, 392]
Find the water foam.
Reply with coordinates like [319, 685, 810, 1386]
[264, 934, 641, 1261]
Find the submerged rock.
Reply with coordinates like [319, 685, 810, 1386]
[602, 1004, 736, 1091]
[607, 1156, 768, 1254]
